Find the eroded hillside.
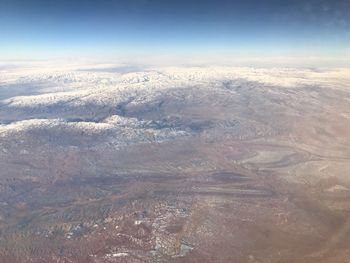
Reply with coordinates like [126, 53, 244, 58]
[1, 64, 350, 262]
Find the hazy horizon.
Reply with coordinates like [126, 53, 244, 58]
[1, 0, 350, 64]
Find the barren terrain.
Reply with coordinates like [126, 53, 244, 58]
[1, 63, 350, 262]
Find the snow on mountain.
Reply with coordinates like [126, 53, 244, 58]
[1, 64, 350, 148]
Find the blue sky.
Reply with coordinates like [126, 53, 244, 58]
[0, 0, 349, 62]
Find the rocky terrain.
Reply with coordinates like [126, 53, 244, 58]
[1, 63, 350, 262]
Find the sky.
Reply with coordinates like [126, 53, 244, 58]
[0, 0, 350, 64]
